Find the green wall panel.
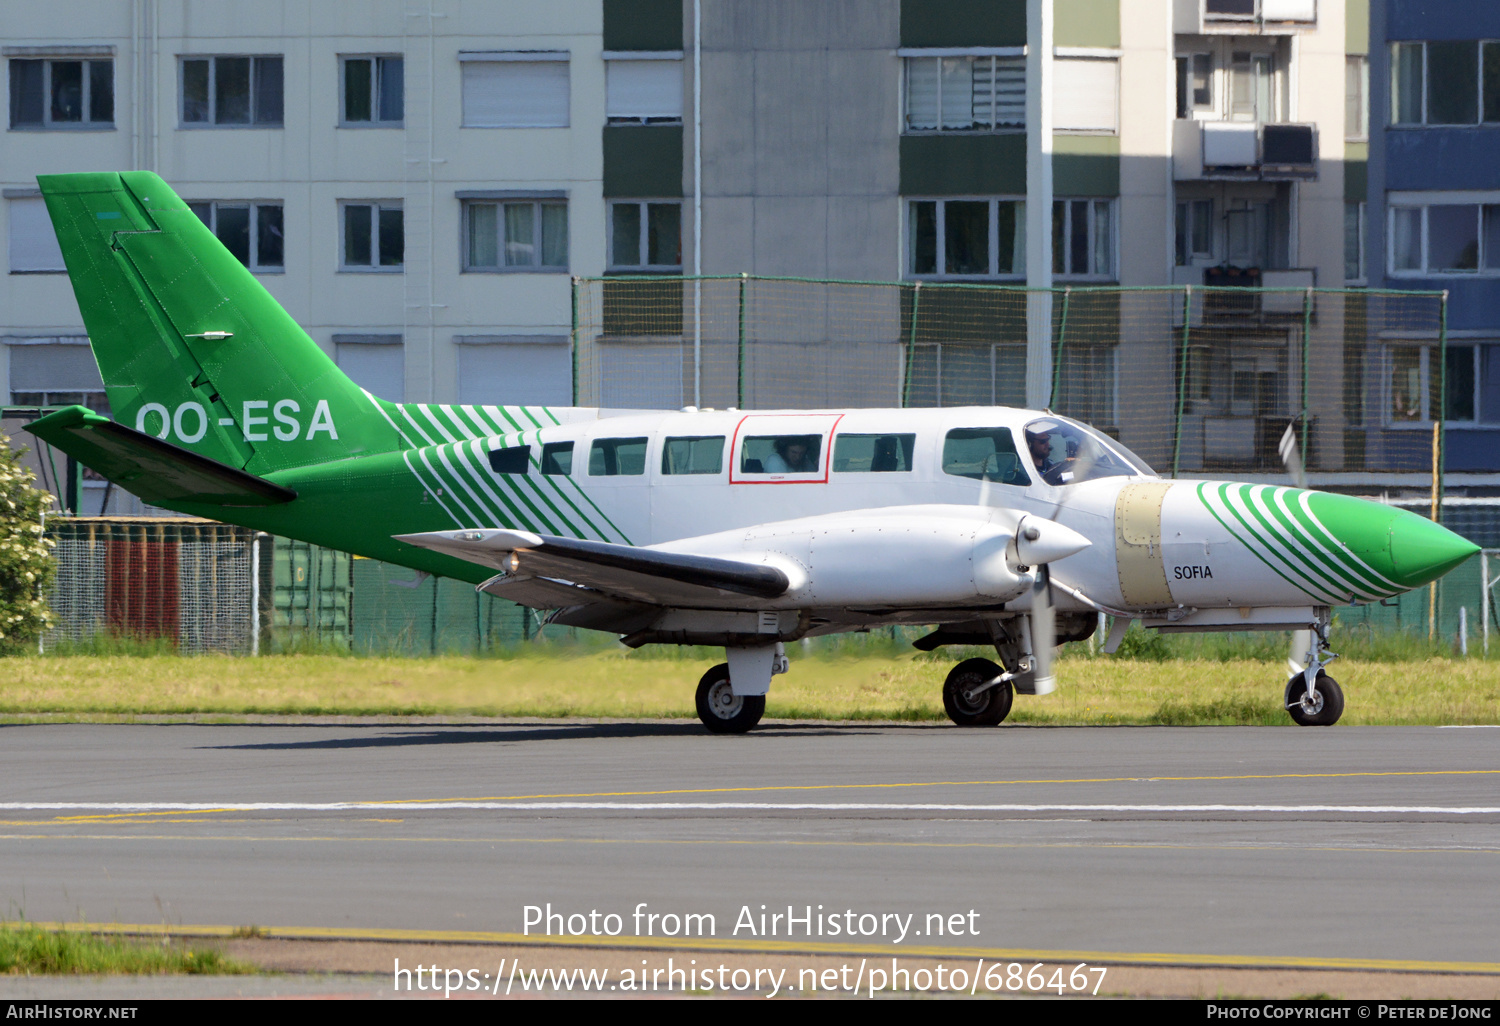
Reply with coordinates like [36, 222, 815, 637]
[1054, 135, 1119, 196]
[1346, 0, 1369, 55]
[901, 0, 1025, 48]
[1345, 155, 1368, 203]
[603, 125, 684, 197]
[900, 134, 1027, 195]
[604, 0, 683, 51]
[1056, 0, 1119, 48]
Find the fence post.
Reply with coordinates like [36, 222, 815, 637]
[1431, 291, 1449, 642]
[901, 281, 923, 408]
[570, 276, 580, 406]
[1438, 290, 1449, 521]
[1300, 287, 1312, 468]
[1171, 285, 1192, 478]
[1050, 286, 1071, 409]
[737, 272, 748, 409]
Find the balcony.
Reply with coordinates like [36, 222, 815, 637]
[1175, 0, 1316, 32]
[1172, 267, 1316, 322]
[1173, 120, 1317, 181]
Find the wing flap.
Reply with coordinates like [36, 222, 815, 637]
[24, 405, 296, 507]
[396, 529, 789, 605]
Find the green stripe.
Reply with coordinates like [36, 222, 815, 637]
[1275, 489, 1396, 597]
[1230, 486, 1350, 600]
[1198, 483, 1332, 603]
[1253, 487, 1375, 600]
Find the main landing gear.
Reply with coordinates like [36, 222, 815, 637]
[942, 658, 1014, 726]
[1285, 617, 1344, 726]
[693, 643, 787, 734]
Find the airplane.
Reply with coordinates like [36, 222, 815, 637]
[22, 172, 1480, 733]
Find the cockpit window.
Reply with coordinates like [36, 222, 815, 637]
[942, 428, 1031, 486]
[1022, 416, 1154, 485]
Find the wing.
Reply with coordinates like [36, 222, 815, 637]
[393, 528, 789, 609]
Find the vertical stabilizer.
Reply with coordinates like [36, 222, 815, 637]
[37, 171, 401, 474]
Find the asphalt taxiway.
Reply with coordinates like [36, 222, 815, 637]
[1, 720, 1497, 972]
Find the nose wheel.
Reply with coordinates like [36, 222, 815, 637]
[1286, 672, 1344, 726]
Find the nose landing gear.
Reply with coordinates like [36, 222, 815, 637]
[1286, 617, 1343, 726]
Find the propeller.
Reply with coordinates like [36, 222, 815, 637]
[1013, 516, 1088, 695]
[1279, 423, 1313, 676]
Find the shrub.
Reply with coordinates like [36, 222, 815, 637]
[0, 432, 55, 654]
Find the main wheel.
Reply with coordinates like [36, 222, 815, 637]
[695, 663, 766, 734]
[943, 657, 1014, 727]
[1285, 672, 1344, 726]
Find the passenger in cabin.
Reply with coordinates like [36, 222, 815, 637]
[765, 437, 816, 473]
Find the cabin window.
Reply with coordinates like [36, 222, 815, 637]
[541, 441, 573, 475]
[487, 445, 530, 474]
[588, 436, 648, 476]
[662, 436, 724, 475]
[832, 433, 916, 472]
[941, 427, 1031, 485]
[739, 434, 822, 474]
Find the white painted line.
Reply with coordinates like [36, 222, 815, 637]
[1438, 725, 1500, 728]
[2, 802, 1499, 815]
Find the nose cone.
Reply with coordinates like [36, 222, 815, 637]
[1306, 492, 1479, 592]
[1388, 511, 1480, 587]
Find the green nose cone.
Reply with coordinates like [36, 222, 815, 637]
[1388, 511, 1480, 588]
[1304, 492, 1479, 592]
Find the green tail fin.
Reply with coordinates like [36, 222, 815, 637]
[37, 171, 402, 474]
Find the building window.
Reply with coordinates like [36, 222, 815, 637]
[1346, 55, 1369, 139]
[187, 201, 284, 271]
[334, 334, 403, 403]
[460, 53, 569, 128]
[605, 55, 682, 124]
[608, 200, 681, 270]
[1388, 202, 1500, 276]
[9, 58, 113, 128]
[1227, 51, 1277, 122]
[903, 55, 1024, 132]
[341, 202, 403, 269]
[1390, 41, 1500, 126]
[456, 335, 572, 407]
[1345, 201, 1366, 283]
[907, 198, 1025, 279]
[8, 197, 66, 273]
[8, 340, 108, 414]
[464, 200, 568, 271]
[1175, 53, 1214, 119]
[1054, 57, 1118, 133]
[1387, 344, 1477, 425]
[1175, 198, 1215, 266]
[180, 56, 283, 126]
[341, 55, 403, 125]
[1053, 199, 1114, 278]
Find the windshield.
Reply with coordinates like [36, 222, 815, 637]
[1021, 417, 1155, 485]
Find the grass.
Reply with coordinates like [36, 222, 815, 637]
[0, 923, 253, 975]
[4, 639, 1500, 725]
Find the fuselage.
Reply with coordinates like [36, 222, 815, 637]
[225, 400, 1477, 623]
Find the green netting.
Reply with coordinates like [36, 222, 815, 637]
[574, 278, 1448, 479]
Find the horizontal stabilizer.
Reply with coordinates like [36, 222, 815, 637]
[395, 528, 789, 605]
[25, 405, 297, 507]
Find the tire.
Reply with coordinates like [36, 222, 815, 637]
[1285, 672, 1344, 726]
[695, 663, 766, 734]
[943, 657, 1014, 727]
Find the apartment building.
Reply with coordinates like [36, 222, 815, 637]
[3, 1, 1395, 511]
[1367, 0, 1500, 475]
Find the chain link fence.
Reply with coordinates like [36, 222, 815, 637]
[574, 277, 1449, 481]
